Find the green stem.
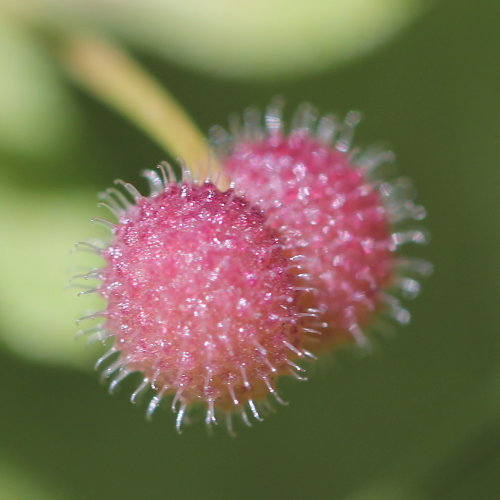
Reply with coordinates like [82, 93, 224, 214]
[61, 34, 228, 189]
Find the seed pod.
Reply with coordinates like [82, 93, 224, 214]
[213, 101, 431, 350]
[76, 164, 311, 434]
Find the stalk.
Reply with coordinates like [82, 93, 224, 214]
[62, 34, 228, 188]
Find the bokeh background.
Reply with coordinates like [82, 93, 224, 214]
[0, 0, 498, 498]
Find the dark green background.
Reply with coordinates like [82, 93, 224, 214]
[1, 0, 499, 498]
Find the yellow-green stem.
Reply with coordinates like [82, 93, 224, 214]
[62, 34, 228, 189]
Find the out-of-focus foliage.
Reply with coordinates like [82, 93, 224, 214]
[2, 0, 425, 79]
[0, 457, 64, 500]
[0, 15, 76, 158]
[0, 177, 102, 367]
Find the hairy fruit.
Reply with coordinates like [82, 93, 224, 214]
[76, 166, 313, 433]
[212, 102, 431, 349]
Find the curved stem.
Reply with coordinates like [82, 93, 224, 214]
[61, 34, 228, 189]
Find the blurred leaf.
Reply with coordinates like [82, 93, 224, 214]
[4, 0, 426, 79]
[0, 456, 66, 500]
[0, 178, 103, 368]
[0, 15, 77, 159]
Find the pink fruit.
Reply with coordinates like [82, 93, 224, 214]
[212, 101, 431, 350]
[76, 165, 313, 433]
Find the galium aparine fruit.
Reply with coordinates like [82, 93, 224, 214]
[76, 102, 431, 433]
[212, 101, 431, 349]
[75, 165, 315, 434]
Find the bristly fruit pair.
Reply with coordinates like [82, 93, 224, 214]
[75, 102, 431, 434]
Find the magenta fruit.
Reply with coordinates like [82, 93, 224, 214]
[212, 101, 431, 350]
[75, 164, 318, 433]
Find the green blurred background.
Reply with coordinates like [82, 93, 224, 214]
[0, 0, 498, 498]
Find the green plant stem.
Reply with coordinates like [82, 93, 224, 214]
[62, 34, 228, 188]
